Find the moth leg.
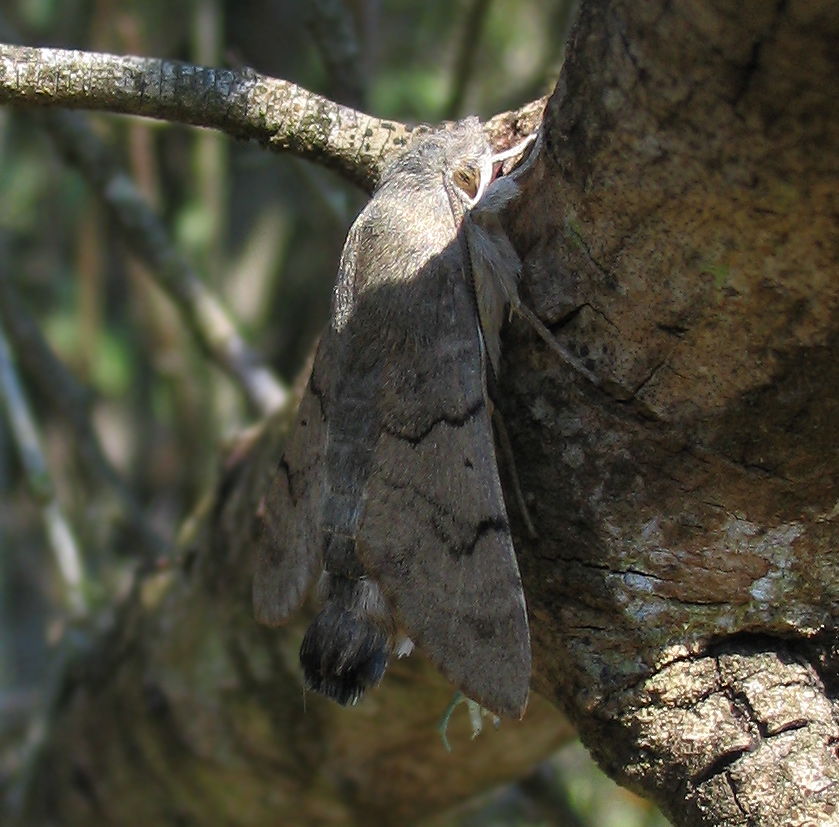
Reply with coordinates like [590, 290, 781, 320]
[437, 691, 499, 752]
[491, 405, 538, 540]
[512, 301, 605, 389]
[437, 691, 464, 752]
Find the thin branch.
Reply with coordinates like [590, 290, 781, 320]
[0, 275, 169, 561]
[0, 43, 548, 192]
[0, 43, 407, 193]
[34, 108, 288, 417]
[304, 0, 367, 108]
[0, 315, 88, 616]
[444, 0, 493, 120]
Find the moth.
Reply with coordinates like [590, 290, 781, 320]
[254, 117, 537, 719]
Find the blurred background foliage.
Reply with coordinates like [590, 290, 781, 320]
[0, 0, 669, 823]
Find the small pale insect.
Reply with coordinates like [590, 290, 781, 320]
[254, 117, 537, 718]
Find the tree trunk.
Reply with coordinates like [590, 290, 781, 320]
[13, 1, 839, 825]
[503, 1, 839, 824]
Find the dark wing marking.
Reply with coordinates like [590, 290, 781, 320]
[252, 342, 330, 627]
[354, 232, 531, 719]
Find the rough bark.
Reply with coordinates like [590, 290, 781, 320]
[6, 0, 839, 825]
[16, 412, 572, 827]
[503, 0, 839, 824]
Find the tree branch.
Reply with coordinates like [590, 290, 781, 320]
[4, 1, 837, 823]
[0, 43, 546, 193]
[0, 43, 406, 192]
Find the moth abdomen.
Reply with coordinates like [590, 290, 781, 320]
[299, 575, 395, 706]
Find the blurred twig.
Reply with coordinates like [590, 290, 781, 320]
[35, 109, 288, 416]
[0, 17, 288, 416]
[304, 0, 367, 108]
[0, 313, 88, 616]
[0, 275, 169, 562]
[443, 0, 493, 120]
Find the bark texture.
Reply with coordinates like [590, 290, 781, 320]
[502, 0, 839, 824]
[18, 413, 571, 826]
[9, 1, 839, 825]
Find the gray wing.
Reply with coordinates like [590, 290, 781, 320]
[351, 218, 531, 719]
[252, 341, 330, 627]
[297, 215, 398, 704]
[256, 180, 531, 717]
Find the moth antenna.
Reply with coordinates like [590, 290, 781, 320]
[491, 407, 538, 539]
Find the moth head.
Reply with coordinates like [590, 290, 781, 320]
[379, 117, 532, 214]
[450, 157, 493, 208]
[439, 119, 495, 209]
[445, 121, 536, 211]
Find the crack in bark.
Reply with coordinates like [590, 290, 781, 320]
[558, 558, 737, 606]
[724, 770, 748, 820]
[693, 742, 755, 787]
[657, 323, 688, 337]
[767, 719, 808, 738]
[730, 0, 789, 107]
[630, 356, 671, 396]
[569, 229, 612, 280]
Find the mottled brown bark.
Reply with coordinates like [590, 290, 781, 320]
[15, 412, 570, 827]
[503, 0, 839, 824]
[6, 0, 839, 825]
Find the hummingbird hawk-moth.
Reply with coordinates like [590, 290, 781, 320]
[253, 117, 535, 719]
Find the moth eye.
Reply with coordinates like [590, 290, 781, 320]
[453, 165, 480, 201]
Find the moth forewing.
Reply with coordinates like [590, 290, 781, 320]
[465, 200, 523, 377]
[255, 117, 533, 718]
[352, 125, 531, 718]
[253, 345, 330, 626]
[359, 244, 531, 717]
